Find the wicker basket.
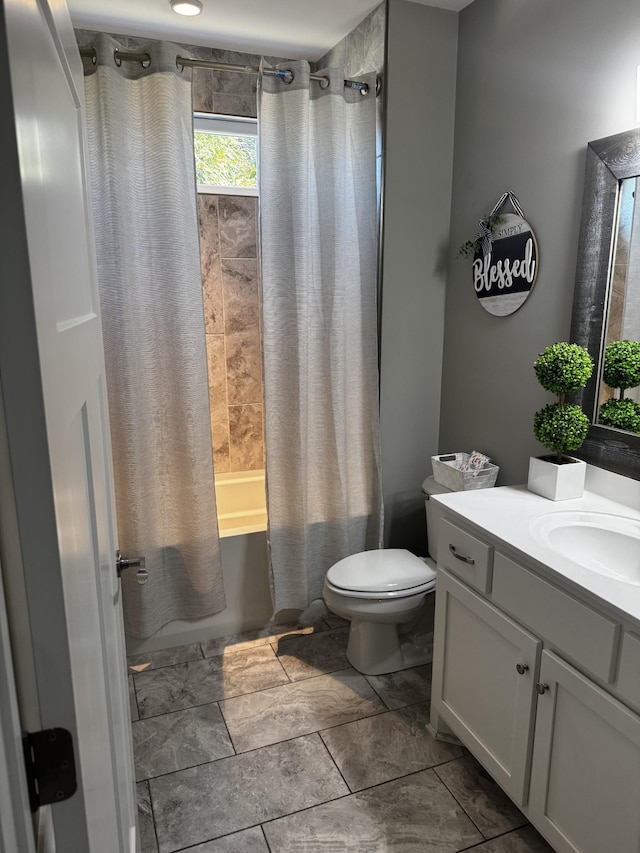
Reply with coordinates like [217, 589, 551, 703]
[431, 453, 499, 492]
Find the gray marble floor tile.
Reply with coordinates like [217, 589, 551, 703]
[435, 754, 527, 839]
[132, 702, 234, 781]
[134, 645, 288, 718]
[365, 663, 432, 710]
[461, 825, 554, 852]
[320, 701, 464, 791]
[220, 668, 385, 752]
[201, 620, 326, 657]
[273, 628, 350, 681]
[263, 768, 483, 852]
[137, 781, 158, 853]
[150, 734, 348, 853]
[177, 826, 269, 852]
[127, 642, 203, 673]
[129, 675, 139, 722]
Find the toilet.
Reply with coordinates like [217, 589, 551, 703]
[323, 476, 451, 675]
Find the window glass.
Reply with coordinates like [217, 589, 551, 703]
[194, 113, 257, 193]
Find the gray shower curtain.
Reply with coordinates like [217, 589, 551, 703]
[84, 34, 225, 637]
[259, 60, 383, 616]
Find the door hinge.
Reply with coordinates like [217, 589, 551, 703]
[22, 728, 77, 812]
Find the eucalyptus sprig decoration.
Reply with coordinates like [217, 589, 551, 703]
[532, 342, 594, 465]
[458, 213, 504, 259]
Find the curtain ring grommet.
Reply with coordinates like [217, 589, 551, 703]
[114, 48, 122, 67]
[176, 57, 185, 73]
[318, 75, 330, 90]
[141, 54, 151, 69]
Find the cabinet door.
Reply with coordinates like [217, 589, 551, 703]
[530, 651, 640, 853]
[432, 569, 541, 806]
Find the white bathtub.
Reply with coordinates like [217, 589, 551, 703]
[214, 469, 267, 537]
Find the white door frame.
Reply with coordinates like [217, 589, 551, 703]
[0, 0, 136, 848]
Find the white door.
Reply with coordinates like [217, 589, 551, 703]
[0, 0, 136, 850]
[529, 651, 640, 853]
[431, 569, 541, 807]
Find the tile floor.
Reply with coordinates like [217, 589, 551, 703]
[128, 619, 554, 853]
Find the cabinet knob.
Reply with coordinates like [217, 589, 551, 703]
[516, 663, 529, 675]
[536, 682, 549, 695]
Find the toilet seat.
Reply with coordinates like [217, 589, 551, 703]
[326, 549, 436, 599]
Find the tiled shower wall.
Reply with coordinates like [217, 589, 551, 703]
[198, 194, 264, 472]
[314, 2, 385, 77]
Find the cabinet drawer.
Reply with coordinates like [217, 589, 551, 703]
[437, 518, 493, 593]
[617, 632, 640, 711]
[492, 552, 620, 683]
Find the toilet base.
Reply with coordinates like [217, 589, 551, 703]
[346, 618, 434, 675]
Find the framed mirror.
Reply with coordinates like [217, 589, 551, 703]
[571, 127, 640, 480]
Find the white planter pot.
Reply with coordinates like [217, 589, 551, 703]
[527, 455, 587, 501]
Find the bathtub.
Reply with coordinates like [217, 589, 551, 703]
[214, 469, 267, 537]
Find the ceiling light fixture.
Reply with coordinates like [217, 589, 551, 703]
[170, 0, 203, 16]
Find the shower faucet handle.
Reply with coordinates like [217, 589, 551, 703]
[115, 550, 148, 585]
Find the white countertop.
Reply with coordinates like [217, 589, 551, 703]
[432, 484, 640, 625]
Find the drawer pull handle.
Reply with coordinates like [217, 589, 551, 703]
[449, 544, 475, 565]
[516, 663, 529, 675]
[536, 682, 549, 695]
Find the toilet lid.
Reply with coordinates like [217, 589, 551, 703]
[326, 549, 436, 594]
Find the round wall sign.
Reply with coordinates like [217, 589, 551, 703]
[473, 213, 538, 316]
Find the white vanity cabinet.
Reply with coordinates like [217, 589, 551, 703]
[431, 511, 640, 853]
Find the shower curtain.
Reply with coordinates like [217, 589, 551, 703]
[84, 34, 225, 638]
[259, 60, 383, 616]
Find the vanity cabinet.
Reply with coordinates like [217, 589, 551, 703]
[432, 514, 640, 853]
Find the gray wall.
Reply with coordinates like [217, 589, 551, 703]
[440, 0, 640, 485]
[380, 0, 457, 553]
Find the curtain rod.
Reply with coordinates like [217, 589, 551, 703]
[79, 47, 374, 96]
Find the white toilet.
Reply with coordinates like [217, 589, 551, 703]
[323, 476, 450, 675]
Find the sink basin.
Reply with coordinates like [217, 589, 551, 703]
[530, 511, 640, 584]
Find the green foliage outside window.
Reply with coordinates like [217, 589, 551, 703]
[194, 132, 257, 188]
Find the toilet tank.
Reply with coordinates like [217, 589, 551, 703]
[422, 476, 452, 560]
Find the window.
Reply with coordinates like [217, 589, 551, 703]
[194, 113, 257, 195]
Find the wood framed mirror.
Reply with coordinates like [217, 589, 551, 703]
[570, 126, 640, 480]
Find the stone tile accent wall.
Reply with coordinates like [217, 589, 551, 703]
[313, 2, 385, 78]
[199, 194, 264, 473]
[75, 29, 287, 118]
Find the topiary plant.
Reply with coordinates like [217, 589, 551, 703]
[532, 342, 594, 464]
[602, 340, 640, 398]
[599, 398, 640, 433]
